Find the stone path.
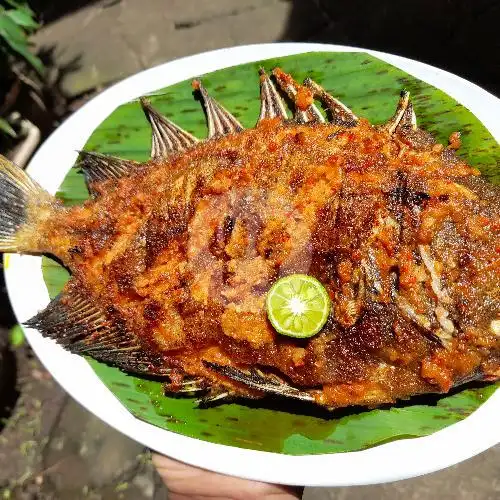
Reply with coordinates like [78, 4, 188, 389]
[1, 0, 499, 498]
[0, 346, 168, 499]
[33, 0, 326, 98]
[32, 0, 498, 98]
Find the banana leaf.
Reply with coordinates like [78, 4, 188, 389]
[41, 51, 499, 455]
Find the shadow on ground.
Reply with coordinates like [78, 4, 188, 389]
[283, 0, 499, 97]
[0, 344, 18, 431]
[29, 0, 102, 24]
[0, 269, 19, 428]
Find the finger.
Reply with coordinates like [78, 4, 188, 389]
[152, 453, 304, 499]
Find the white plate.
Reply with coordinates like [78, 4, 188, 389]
[5, 43, 500, 487]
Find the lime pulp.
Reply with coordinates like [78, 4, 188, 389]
[266, 274, 331, 338]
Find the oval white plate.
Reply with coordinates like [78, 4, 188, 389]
[5, 43, 500, 487]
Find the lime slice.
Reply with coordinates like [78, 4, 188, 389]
[266, 274, 331, 338]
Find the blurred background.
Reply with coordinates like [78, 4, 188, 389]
[0, 1, 498, 498]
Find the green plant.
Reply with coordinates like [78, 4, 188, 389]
[8, 324, 24, 348]
[0, 0, 43, 137]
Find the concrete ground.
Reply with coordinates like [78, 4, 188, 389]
[33, 0, 498, 98]
[1, 0, 498, 498]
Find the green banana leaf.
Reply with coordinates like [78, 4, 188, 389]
[41, 51, 499, 455]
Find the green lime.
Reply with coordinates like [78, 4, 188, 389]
[266, 274, 331, 338]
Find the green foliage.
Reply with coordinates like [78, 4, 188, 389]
[0, 1, 43, 76]
[8, 323, 25, 347]
[0, 116, 16, 137]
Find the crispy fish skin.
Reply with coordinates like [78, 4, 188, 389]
[0, 69, 498, 409]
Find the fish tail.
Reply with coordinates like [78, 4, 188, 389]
[0, 155, 58, 253]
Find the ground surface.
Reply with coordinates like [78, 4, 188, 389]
[1, 0, 499, 498]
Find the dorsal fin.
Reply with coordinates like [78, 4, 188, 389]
[24, 280, 170, 375]
[192, 80, 244, 138]
[383, 90, 417, 134]
[257, 68, 287, 122]
[399, 102, 417, 130]
[77, 151, 138, 197]
[303, 78, 358, 126]
[140, 98, 198, 160]
[271, 68, 325, 124]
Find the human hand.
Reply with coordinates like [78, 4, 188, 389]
[152, 453, 304, 500]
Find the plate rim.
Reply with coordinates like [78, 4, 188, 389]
[4, 42, 500, 487]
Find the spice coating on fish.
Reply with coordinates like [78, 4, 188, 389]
[0, 68, 498, 409]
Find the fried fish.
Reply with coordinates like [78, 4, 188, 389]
[0, 68, 498, 409]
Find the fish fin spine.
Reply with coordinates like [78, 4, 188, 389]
[203, 361, 315, 403]
[271, 67, 324, 124]
[140, 98, 199, 159]
[303, 77, 358, 126]
[383, 90, 417, 134]
[76, 150, 138, 197]
[257, 68, 288, 122]
[192, 79, 244, 138]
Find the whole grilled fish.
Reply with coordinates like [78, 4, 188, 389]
[0, 68, 498, 409]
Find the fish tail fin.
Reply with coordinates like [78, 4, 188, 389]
[0, 155, 57, 253]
